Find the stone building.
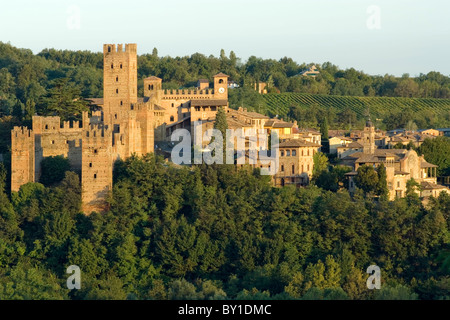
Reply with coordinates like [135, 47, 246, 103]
[344, 119, 449, 199]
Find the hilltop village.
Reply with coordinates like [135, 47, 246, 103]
[9, 43, 450, 213]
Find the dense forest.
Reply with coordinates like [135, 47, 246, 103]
[0, 156, 449, 300]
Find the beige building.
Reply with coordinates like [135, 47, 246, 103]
[344, 119, 449, 200]
[274, 139, 321, 187]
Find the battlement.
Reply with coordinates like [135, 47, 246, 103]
[12, 126, 33, 139]
[32, 115, 84, 134]
[162, 88, 214, 100]
[85, 124, 112, 140]
[103, 43, 137, 54]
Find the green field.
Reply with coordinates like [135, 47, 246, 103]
[263, 92, 450, 123]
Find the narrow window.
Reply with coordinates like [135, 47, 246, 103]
[170, 116, 174, 122]
[120, 101, 123, 106]
[286, 150, 290, 156]
[108, 47, 111, 53]
[292, 164, 295, 174]
[292, 150, 296, 156]
[116, 76, 119, 82]
[51, 140, 55, 144]
[116, 89, 119, 94]
[94, 174, 97, 179]
[111, 63, 113, 69]
[120, 64, 123, 69]
[281, 151, 285, 157]
[281, 165, 284, 172]
[89, 163, 92, 168]
[45, 125, 48, 130]
[94, 149, 98, 154]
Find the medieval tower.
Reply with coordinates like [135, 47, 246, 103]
[363, 118, 375, 154]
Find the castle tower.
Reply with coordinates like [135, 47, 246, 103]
[81, 124, 113, 214]
[363, 117, 375, 154]
[11, 127, 35, 191]
[213, 73, 229, 101]
[103, 44, 138, 123]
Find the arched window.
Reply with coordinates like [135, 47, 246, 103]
[120, 64, 123, 69]
[116, 89, 119, 94]
[281, 151, 284, 157]
[286, 150, 290, 156]
[218, 79, 224, 84]
[108, 47, 111, 53]
[170, 116, 174, 122]
[292, 150, 296, 156]
[116, 76, 119, 82]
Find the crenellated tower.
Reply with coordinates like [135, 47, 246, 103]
[103, 43, 138, 126]
[81, 124, 113, 213]
[11, 127, 35, 191]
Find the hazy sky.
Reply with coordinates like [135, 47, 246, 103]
[1, 0, 449, 76]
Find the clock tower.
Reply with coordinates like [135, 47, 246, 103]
[213, 73, 229, 99]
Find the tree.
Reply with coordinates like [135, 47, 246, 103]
[213, 106, 229, 163]
[38, 78, 89, 121]
[312, 152, 329, 181]
[320, 117, 329, 141]
[354, 165, 379, 195]
[418, 137, 450, 176]
[376, 163, 389, 199]
[39, 156, 71, 187]
[375, 284, 418, 300]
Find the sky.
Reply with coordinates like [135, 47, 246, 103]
[0, 0, 449, 76]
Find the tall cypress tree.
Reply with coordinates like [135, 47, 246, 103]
[213, 107, 228, 163]
[376, 163, 389, 199]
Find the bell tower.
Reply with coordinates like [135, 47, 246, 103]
[363, 117, 375, 154]
[213, 73, 229, 100]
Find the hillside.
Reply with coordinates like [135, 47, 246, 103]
[262, 92, 450, 128]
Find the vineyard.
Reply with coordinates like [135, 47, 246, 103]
[262, 92, 450, 123]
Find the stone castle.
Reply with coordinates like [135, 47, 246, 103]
[10, 43, 234, 213]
